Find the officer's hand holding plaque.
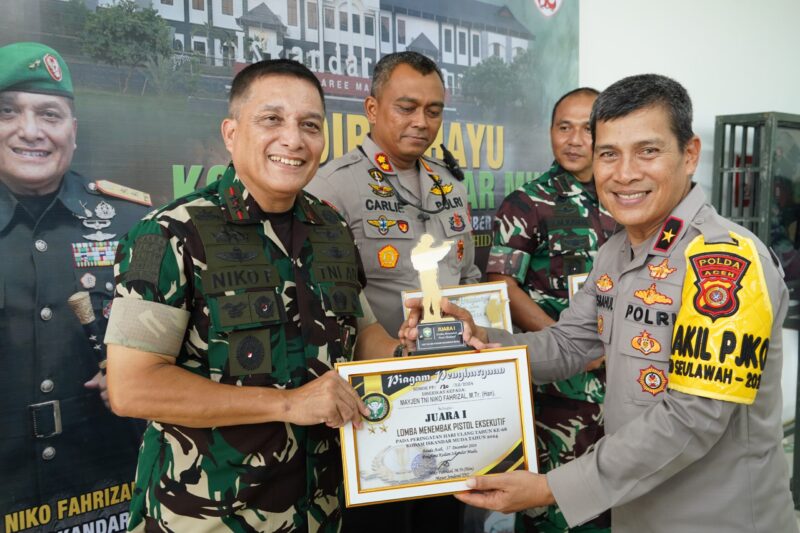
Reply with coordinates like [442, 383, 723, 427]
[335, 235, 537, 507]
[410, 234, 468, 355]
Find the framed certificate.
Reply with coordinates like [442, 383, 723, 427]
[336, 347, 536, 506]
[402, 281, 513, 333]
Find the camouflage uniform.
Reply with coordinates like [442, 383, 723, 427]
[486, 163, 616, 532]
[111, 165, 366, 532]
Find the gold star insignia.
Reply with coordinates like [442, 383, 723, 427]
[368, 426, 376, 434]
[28, 59, 41, 69]
[661, 228, 676, 243]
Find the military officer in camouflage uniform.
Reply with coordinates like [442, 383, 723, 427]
[403, 75, 797, 533]
[486, 88, 615, 532]
[106, 59, 401, 532]
[0, 42, 148, 518]
[306, 51, 480, 533]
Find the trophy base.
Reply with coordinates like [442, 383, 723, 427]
[413, 320, 467, 356]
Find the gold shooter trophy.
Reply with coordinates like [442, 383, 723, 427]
[410, 234, 467, 355]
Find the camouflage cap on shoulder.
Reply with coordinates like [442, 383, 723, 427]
[0, 42, 73, 98]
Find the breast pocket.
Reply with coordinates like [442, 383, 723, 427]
[73, 267, 116, 321]
[617, 319, 673, 405]
[359, 219, 416, 282]
[208, 290, 287, 382]
[320, 283, 363, 363]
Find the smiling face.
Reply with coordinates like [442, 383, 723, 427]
[593, 105, 700, 245]
[0, 90, 76, 195]
[551, 91, 596, 183]
[222, 74, 325, 213]
[365, 63, 444, 170]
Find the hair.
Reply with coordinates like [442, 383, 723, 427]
[550, 87, 599, 126]
[590, 74, 694, 149]
[370, 51, 444, 98]
[228, 58, 325, 117]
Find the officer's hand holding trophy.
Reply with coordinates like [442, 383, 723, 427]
[400, 233, 491, 354]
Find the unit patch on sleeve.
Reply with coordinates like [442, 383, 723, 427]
[668, 232, 772, 405]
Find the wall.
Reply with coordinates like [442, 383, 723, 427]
[579, 0, 800, 191]
[579, 0, 800, 423]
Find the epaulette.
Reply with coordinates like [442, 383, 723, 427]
[316, 150, 363, 179]
[429, 144, 465, 181]
[95, 180, 152, 206]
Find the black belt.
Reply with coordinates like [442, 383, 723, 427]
[4, 395, 101, 439]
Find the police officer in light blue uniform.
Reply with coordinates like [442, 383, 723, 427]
[0, 42, 149, 515]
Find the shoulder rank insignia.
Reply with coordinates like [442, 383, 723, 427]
[634, 283, 673, 305]
[653, 216, 683, 253]
[638, 365, 667, 396]
[631, 330, 661, 355]
[430, 182, 454, 195]
[368, 215, 397, 235]
[369, 183, 395, 198]
[375, 153, 393, 173]
[648, 258, 677, 280]
[457, 239, 464, 261]
[597, 314, 604, 335]
[689, 251, 750, 320]
[596, 274, 614, 292]
[95, 180, 152, 207]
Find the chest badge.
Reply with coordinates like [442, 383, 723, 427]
[80, 272, 97, 289]
[596, 274, 614, 292]
[78, 200, 117, 241]
[397, 220, 409, 233]
[378, 245, 399, 269]
[369, 183, 395, 197]
[637, 365, 667, 396]
[368, 215, 398, 235]
[631, 330, 661, 355]
[375, 153, 393, 173]
[449, 212, 466, 231]
[72, 241, 119, 268]
[430, 182, 454, 195]
[633, 283, 673, 305]
[648, 258, 677, 280]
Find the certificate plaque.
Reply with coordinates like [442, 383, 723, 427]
[336, 347, 536, 506]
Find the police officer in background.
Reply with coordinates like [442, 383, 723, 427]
[401, 74, 797, 533]
[0, 43, 148, 515]
[486, 88, 615, 532]
[306, 51, 480, 532]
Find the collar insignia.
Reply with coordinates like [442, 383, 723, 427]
[654, 216, 683, 252]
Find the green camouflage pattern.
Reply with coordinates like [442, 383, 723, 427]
[487, 163, 615, 532]
[115, 164, 363, 532]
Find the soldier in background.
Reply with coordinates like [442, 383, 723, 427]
[486, 88, 615, 532]
[106, 59, 402, 532]
[0, 43, 148, 517]
[306, 51, 480, 533]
